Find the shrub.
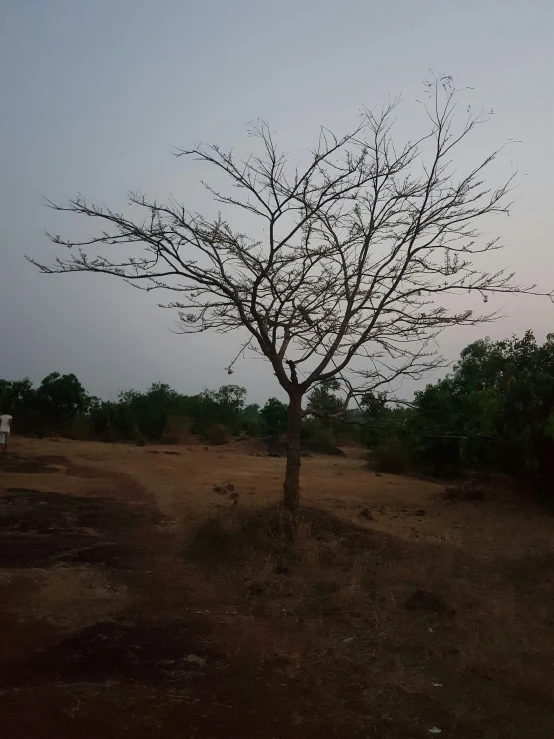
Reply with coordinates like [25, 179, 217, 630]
[134, 430, 147, 446]
[205, 424, 230, 445]
[301, 417, 336, 446]
[163, 415, 192, 444]
[66, 413, 95, 441]
[371, 437, 409, 474]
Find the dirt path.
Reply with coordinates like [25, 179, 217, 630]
[0, 448, 349, 739]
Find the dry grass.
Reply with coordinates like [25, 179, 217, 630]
[2, 436, 554, 737]
[203, 423, 231, 445]
[185, 504, 554, 738]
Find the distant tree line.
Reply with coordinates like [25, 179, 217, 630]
[2, 331, 553, 495]
[362, 331, 554, 496]
[0, 372, 348, 449]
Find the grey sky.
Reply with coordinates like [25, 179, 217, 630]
[1, 0, 552, 404]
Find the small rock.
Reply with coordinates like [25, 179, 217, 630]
[275, 564, 290, 575]
[342, 636, 355, 643]
[415, 509, 427, 516]
[359, 508, 374, 520]
[186, 654, 206, 666]
[225, 482, 235, 492]
[213, 485, 226, 494]
[204, 446, 209, 451]
[428, 728, 442, 735]
[268, 452, 281, 458]
[375, 472, 383, 477]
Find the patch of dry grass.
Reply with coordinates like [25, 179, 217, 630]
[185, 505, 554, 738]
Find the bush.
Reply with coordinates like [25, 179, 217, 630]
[205, 424, 230, 445]
[163, 415, 192, 444]
[66, 413, 95, 441]
[302, 440, 345, 456]
[371, 437, 409, 474]
[301, 417, 336, 446]
[134, 430, 147, 446]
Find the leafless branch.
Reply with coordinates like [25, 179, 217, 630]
[31, 78, 551, 403]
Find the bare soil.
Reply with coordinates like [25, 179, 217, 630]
[0, 437, 553, 738]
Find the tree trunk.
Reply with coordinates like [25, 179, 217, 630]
[283, 390, 303, 525]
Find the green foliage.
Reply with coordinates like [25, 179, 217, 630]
[117, 382, 181, 439]
[260, 397, 288, 436]
[304, 379, 358, 446]
[134, 431, 147, 447]
[301, 417, 335, 447]
[242, 404, 263, 436]
[0, 373, 90, 435]
[88, 382, 247, 442]
[0, 377, 34, 410]
[163, 416, 192, 444]
[404, 331, 554, 489]
[372, 437, 409, 474]
[0, 378, 36, 431]
[359, 391, 391, 447]
[199, 384, 246, 435]
[36, 372, 90, 423]
[66, 413, 95, 441]
[0, 374, 253, 443]
[306, 379, 343, 427]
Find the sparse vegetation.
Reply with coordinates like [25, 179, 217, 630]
[184, 502, 554, 737]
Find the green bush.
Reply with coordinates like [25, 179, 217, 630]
[134, 430, 147, 446]
[371, 437, 409, 474]
[66, 413, 95, 441]
[163, 415, 192, 444]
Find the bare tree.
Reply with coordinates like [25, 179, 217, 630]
[30, 78, 548, 522]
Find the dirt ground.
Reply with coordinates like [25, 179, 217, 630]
[0, 436, 553, 738]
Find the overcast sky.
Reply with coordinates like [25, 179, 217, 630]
[1, 0, 552, 404]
